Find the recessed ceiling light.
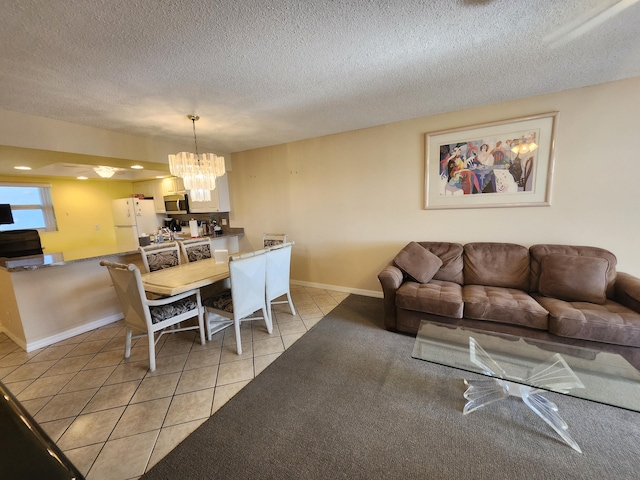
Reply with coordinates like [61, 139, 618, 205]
[131, 165, 144, 169]
[14, 166, 31, 170]
[156, 175, 167, 179]
[77, 176, 88, 180]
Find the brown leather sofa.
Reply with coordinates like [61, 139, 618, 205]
[378, 242, 640, 356]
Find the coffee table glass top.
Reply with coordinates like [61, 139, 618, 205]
[412, 321, 640, 412]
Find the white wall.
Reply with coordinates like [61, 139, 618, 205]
[230, 77, 640, 294]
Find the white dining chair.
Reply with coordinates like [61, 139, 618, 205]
[265, 241, 296, 323]
[263, 233, 287, 248]
[203, 249, 272, 354]
[100, 260, 206, 372]
[138, 242, 181, 273]
[179, 237, 212, 263]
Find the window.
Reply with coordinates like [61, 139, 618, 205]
[0, 183, 58, 232]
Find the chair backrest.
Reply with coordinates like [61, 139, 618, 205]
[263, 233, 287, 248]
[229, 251, 267, 319]
[265, 241, 294, 302]
[138, 242, 181, 272]
[100, 260, 151, 331]
[179, 238, 212, 263]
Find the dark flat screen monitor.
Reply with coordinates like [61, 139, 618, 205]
[0, 204, 13, 224]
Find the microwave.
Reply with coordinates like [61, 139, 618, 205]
[163, 194, 189, 214]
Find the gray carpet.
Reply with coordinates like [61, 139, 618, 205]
[143, 295, 640, 479]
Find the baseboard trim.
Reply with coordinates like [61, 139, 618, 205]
[290, 280, 383, 299]
[24, 314, 123, 352]
[0, 327, 27, 351]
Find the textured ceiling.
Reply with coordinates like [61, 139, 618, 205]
[1, 0, 639, 155]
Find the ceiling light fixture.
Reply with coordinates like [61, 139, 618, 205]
[93, 166, 122, 178]
[131, 165, 144, 169]
[168, 115, 226, 202]
[14, 166, 31, 170]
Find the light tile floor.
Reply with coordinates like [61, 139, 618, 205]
[0, 285, 348, 480]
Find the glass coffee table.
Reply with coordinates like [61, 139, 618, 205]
[412, 321, 640, 453]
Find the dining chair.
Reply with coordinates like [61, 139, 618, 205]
[100, 260, 206, 372]
[138, 242, 181, 273]
[265, 241, 296, 323]
[203, 249, 272, 354]
[179, 238, 213, 263]
[263, 233, 287, 248]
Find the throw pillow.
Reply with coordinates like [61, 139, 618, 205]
[539, 254, 609, 304]
[393, 242, 443, 284]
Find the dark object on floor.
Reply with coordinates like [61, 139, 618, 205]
[0, 380, 84, 479]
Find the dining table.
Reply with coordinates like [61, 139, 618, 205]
[141, 257, 230, 296]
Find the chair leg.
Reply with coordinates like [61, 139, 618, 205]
[263, 307, 273, 334]
[234, 318, 243, 355]
[198, 308, 206, 346]
[286, 292, 296, 316]
[148, 333, 156, 372]
[124, 326, 133, 359]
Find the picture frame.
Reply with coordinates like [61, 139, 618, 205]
[424, 112, 557, 209]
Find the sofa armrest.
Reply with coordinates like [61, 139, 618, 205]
[378, 263, 405, 331]
[614, 272, 640, 313]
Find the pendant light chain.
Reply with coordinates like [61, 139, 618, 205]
[192, 116, 200, 159]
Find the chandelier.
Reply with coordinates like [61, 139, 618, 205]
[168, 115, 226, 202]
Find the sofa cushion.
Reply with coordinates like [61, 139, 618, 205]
[394, 242, 443, 284]
[417, 242, 464, 285]
[463, 285, 549, 330]
[530, 244, 617, 297]
[463, 243, 530, 291]
[539, 254, 609, 304]
[534, 294, 640, 347]
[396, 280, 463, 318]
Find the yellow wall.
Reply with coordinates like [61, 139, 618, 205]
[0, 175, 133, 253]
[230, 76, 640, 293]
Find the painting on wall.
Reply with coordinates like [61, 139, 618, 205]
[424, 112, 557, 209]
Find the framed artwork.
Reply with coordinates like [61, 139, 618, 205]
[424, 112, 557, 209]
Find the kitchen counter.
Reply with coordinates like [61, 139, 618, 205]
[0, 228, 245, 272]
[0, 229, 244, 352]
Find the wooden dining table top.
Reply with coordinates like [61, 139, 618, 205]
[141, 258, 230, 296]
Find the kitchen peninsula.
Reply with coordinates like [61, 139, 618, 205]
[0, 230, 243, 352]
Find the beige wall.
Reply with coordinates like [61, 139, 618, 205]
[1, 77, 638, 296]
[230, 77, 640, 294]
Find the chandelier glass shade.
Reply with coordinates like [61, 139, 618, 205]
[168, 151, 226, 202]
[168, 115, 226, 202]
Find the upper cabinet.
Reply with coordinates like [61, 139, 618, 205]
[133, 174, 230, 214]
[188, 174, 231, 213]
[133, 180, 166, 213]
[161, 177, 185, 196]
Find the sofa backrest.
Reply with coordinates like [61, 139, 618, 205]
[529, 244, 617, 298]
[417, 242, 464, 284]
[463, 242, 530, 291]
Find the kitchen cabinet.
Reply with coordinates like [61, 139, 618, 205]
[162, 176, 185, 196]
[133, 180, 166, 213]
[188, 174, 231, 213]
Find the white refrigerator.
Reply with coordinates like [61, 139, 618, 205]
[112, 198, 160, 251]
